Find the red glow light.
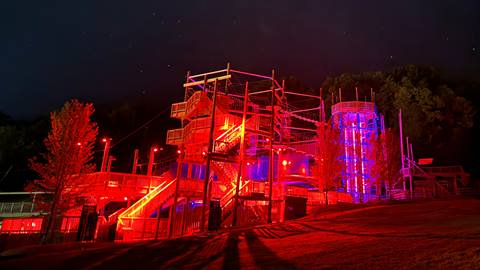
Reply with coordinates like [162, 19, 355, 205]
[77, 142, 82, 146]
[282, 160, 288, 166]
[153, 148, 158, 152]
[124, 196, 128, 201]
[177, 150, 181, 154]
[102, 138, 107, 143]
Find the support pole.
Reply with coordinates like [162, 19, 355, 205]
[147, 147, 156, 177]
[132, 149, 139, 174]
[319, 88, 325, 123]
[107, 156, 115, 173]
[267, 70, 275, 224]
[406, 137, 413, 199]
[200, 79, 218, 232]
[180, 197, 189, 236]
[147, 147, 157, 194]
[225, 62, 230, 94]
[232, 82, 249, 226]
[164, 145, 183, 239]
[398, 109, 406, 191]
[409, 143, 414, 162]
[100, 139, 111, 172]
[165, 71, 190, 239]
[410, 142, 415, 195]
[278, 148, 286, 222]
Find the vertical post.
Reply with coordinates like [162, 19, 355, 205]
[320, 88, 326, 123]
[278, 149, 286, 222]
[147, 147, 157, 193]
[100, 139, 111, 172]
[319, 88, 323, 123]
[398, 109, 405, 191]
[355, 87, 359, 101]
[406, 137, 413, 199]
[406, 137, 410, 161]
[107, 156, 114, 172]
[267, 70, 275, 224]
[163, 145, 183, 239]
[147, 147, 156, 177]
[225, 62, 230, 94]
[232, 82, 249, 226]
[185, 71, 191, 100]
[339, 88, 342, 102]
[200, 79, 218, 232]
[180, 197, 188, 236]
[31, 193, 37, 212]
[165, 71, 190, 239]
[409, 143, 414, 162]
[132, 149, 139, 174]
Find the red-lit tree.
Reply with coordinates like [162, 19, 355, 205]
[313, 121, 343, 206]
[29, 100, 98, 243]
[369, 128, 401, 198]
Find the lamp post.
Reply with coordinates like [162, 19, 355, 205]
[147, 146, 158, 192]
[100, 138, 111, 172]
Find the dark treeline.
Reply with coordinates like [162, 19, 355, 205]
[320, 65, 478, 177]
[0, 95, 179, 191]
[0, 65, 478, 191]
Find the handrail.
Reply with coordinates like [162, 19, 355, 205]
[332, 101, 375, 115]
[405, 157, 451, 196]
[222, 180, 250, 208]
[118, 180, 169, 218]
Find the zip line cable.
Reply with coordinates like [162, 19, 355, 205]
[109, 106, 171, 149]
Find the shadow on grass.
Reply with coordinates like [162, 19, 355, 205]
[244, 229, 297, 270]
[221, 232, 240, 270]
[295, 221, 480, 241]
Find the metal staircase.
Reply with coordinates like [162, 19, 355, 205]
[214, 115, 259, 154]
[211, 162, 238, 184]
[219, 180, 251, 227]
[116, 173, 176, 239]
[405, 158, 451, 198]
[214, 124, 242, 153]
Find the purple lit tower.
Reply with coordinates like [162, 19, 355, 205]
[331, 100, 384, 202]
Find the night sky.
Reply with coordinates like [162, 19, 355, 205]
[2, 1, 479, 119]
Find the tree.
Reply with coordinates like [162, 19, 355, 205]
[0, 111, 11, 126]
[322, 65, 477, 168]
[313, 121, 343, 206]
[29, 100, 98, 243]
[369, 128, 401, 198]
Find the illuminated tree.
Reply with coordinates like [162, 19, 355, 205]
[369, 128, 401, 198]
[29, 100, 98, 243]
[313, 121, 342, 206]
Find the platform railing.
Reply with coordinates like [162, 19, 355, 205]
[331, 101, 375, 115]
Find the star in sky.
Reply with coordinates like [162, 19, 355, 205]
[1, 1, 479, 119]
